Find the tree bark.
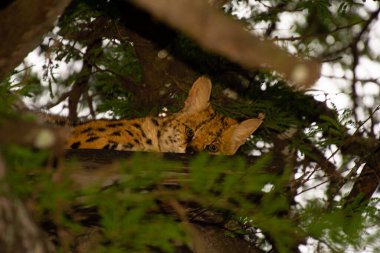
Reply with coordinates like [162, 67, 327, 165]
[0, 0, 71, 80]
[0, 155, 55, 253]
[345, 142, 380, 207]
[129, 0, 321, 89]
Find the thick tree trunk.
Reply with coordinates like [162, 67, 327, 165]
[0, 155, 54, 253]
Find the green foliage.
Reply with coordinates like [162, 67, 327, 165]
[185, 153, 302, 252]
[1, 0, 379, 252]
[2, 150, 187, 252]
[11, 74, 44, 98]
[24, 0, 145, 118]
[59, 0, 104, 36]
[0, 72, 42, 118]
[91, 42, 143, 118]
[0, 78, 17, 118]
[2, 146, 50, 197]
[2, 146, 81, 232]
[299, 199, 380, 252]
[66, 155, 184, 252]
[1, 141, 377, 253]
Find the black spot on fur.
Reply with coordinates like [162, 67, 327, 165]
[111, 131, 121, 136]
[123, 143, 134, 149]
[97, 128, 106, 132]
[109, 142, 118, 150]
[196, 113, 217, 130]
[80, 127, 92, 134]
[106, 122, 124, 127]
[134, 138, 140, 144]
[157, 130, 161, 138]
[86, 136, 100, 142]
[168, 136, 176, 144]
[133, 123, 141, 128]
[146, 139, 152, 145]
[70, 141, 81, 149]
[126, 130, 134, 136]
[221, 116, 231, 127]
[104, 141, 118, 150]
[151, 118, 159, 126]
[133, 123, 147, 138]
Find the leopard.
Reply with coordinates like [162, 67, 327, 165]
[66, 76, 264, 155]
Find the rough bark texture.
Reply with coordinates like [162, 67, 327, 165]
[0, 0, 72, 80]
[345, 142, 380, 206]
[0, 194, 55, 253]
[190, 223, 262, 253]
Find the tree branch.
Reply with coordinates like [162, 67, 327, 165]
[0, 0, 72, 80]
[67, 39, 102, 123]
[0, 118, 67, 153]
[128, 0, 321, 89]
[344, 141, 380, 207]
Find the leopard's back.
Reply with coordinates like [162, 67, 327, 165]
[65, 76, 264, 155]
[66, 117, 161, 151]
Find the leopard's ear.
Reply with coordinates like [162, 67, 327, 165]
[222, 115, 264, 155]
[182, 76, 212, 114]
